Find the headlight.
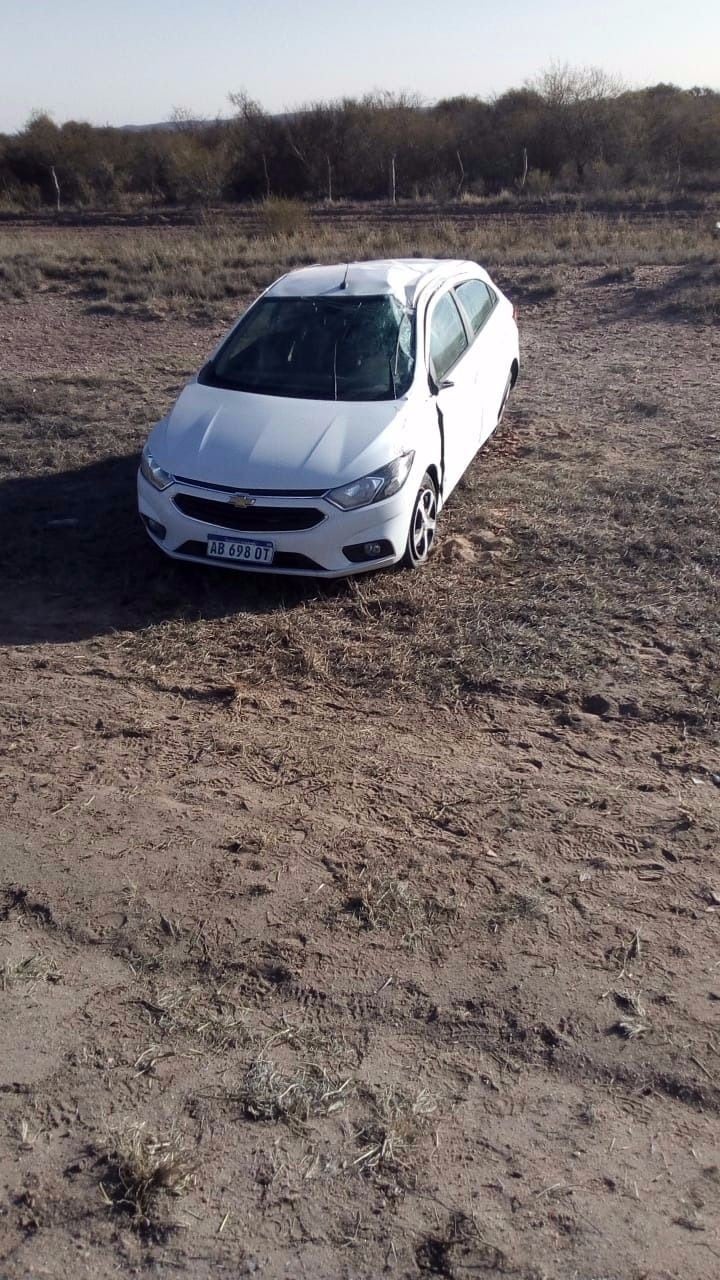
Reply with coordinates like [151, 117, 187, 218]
[325, 452, 415, 511]
[140, 444, 174, 491]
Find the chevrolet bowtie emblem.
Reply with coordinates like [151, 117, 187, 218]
[228, 493, 256, 508]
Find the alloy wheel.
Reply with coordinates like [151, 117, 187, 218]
[409, 481, 437, 563]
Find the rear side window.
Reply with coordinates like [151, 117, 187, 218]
[429, 292, 468, 381]
[455, 279, 496, 336]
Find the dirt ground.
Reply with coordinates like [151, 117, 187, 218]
[1, 220, 719, 1279]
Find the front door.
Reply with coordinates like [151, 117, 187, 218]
[427, 289, 478, 497]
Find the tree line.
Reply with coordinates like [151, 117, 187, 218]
[2, 67, 719, 210]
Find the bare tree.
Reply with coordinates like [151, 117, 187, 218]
[228, 90, 273, 197]
[528, 63, 625, 182]
[169, 106, 199, 133]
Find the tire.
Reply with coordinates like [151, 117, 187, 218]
[402, 472, 438, 569]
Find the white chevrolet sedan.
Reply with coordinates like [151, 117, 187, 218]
[138, 258, 519, 576]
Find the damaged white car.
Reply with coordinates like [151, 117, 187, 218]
[138, 258, 519, 576]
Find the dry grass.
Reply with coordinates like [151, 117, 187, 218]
[612, 990, 647, 1019]
[99, 1123, 198, 1222]
[486, 890, 550, 933]
[139, 982, 251, 1052]
[0, 210, 717, 314]
[17, 1117, 44, 1151]
[239, 1058, 353, 1125]
[259, 197, 311, 237]
[353, 1085, 437, 1173]
[344, 875, 459, 951]
[0, 953, 59, 990]
[260, 1015, 340, 1058]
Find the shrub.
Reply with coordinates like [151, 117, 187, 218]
[524, 169, 553, 197]
[259, 197, 309, 236]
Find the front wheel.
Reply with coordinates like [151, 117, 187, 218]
[402, 472, 438, 569]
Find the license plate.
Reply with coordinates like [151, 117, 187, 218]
[206, 536, 275, 565]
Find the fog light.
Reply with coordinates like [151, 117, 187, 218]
[143, 515, 167, 540]
[342, 539, 394, 564]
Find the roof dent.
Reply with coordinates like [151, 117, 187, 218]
[266, 258, 475, 306]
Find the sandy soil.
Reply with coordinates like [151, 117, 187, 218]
[1, 233, 719, 1279]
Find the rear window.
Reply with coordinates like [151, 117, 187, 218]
[455, 279, 496, 336]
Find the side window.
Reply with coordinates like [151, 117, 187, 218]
[455, 279, 496, 337]
[429, 292, 468, 381]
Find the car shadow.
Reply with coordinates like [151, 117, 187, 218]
[0, 454, 348, 646]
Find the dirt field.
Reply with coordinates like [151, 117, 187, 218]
[1, 212, 719, 1279]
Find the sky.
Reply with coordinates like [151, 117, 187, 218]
[1, 0, 719, 133]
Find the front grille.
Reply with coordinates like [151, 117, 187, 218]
[173, 493, 325, 532]
[175, 475, 326, 497]
[176, 541, 324, 571]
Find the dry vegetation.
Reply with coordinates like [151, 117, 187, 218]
[1, 206, 718, 316]
[0, 206, 719, 1279]
[98, 1124, 198, 1225]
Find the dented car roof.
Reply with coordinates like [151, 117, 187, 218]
[265, 258, 481, 307]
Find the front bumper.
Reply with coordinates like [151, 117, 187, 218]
[137, 472, 412, 577]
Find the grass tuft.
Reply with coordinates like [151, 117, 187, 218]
[353, 1085, 437, 1173]
[240, 1058, 353, 1125]
[100, 1124, 198, 1222]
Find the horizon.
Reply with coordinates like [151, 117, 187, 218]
[5, 69, 720, 136]
[2, 0, 719, 134]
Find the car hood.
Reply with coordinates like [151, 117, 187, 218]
[152, 382, 409, 490]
